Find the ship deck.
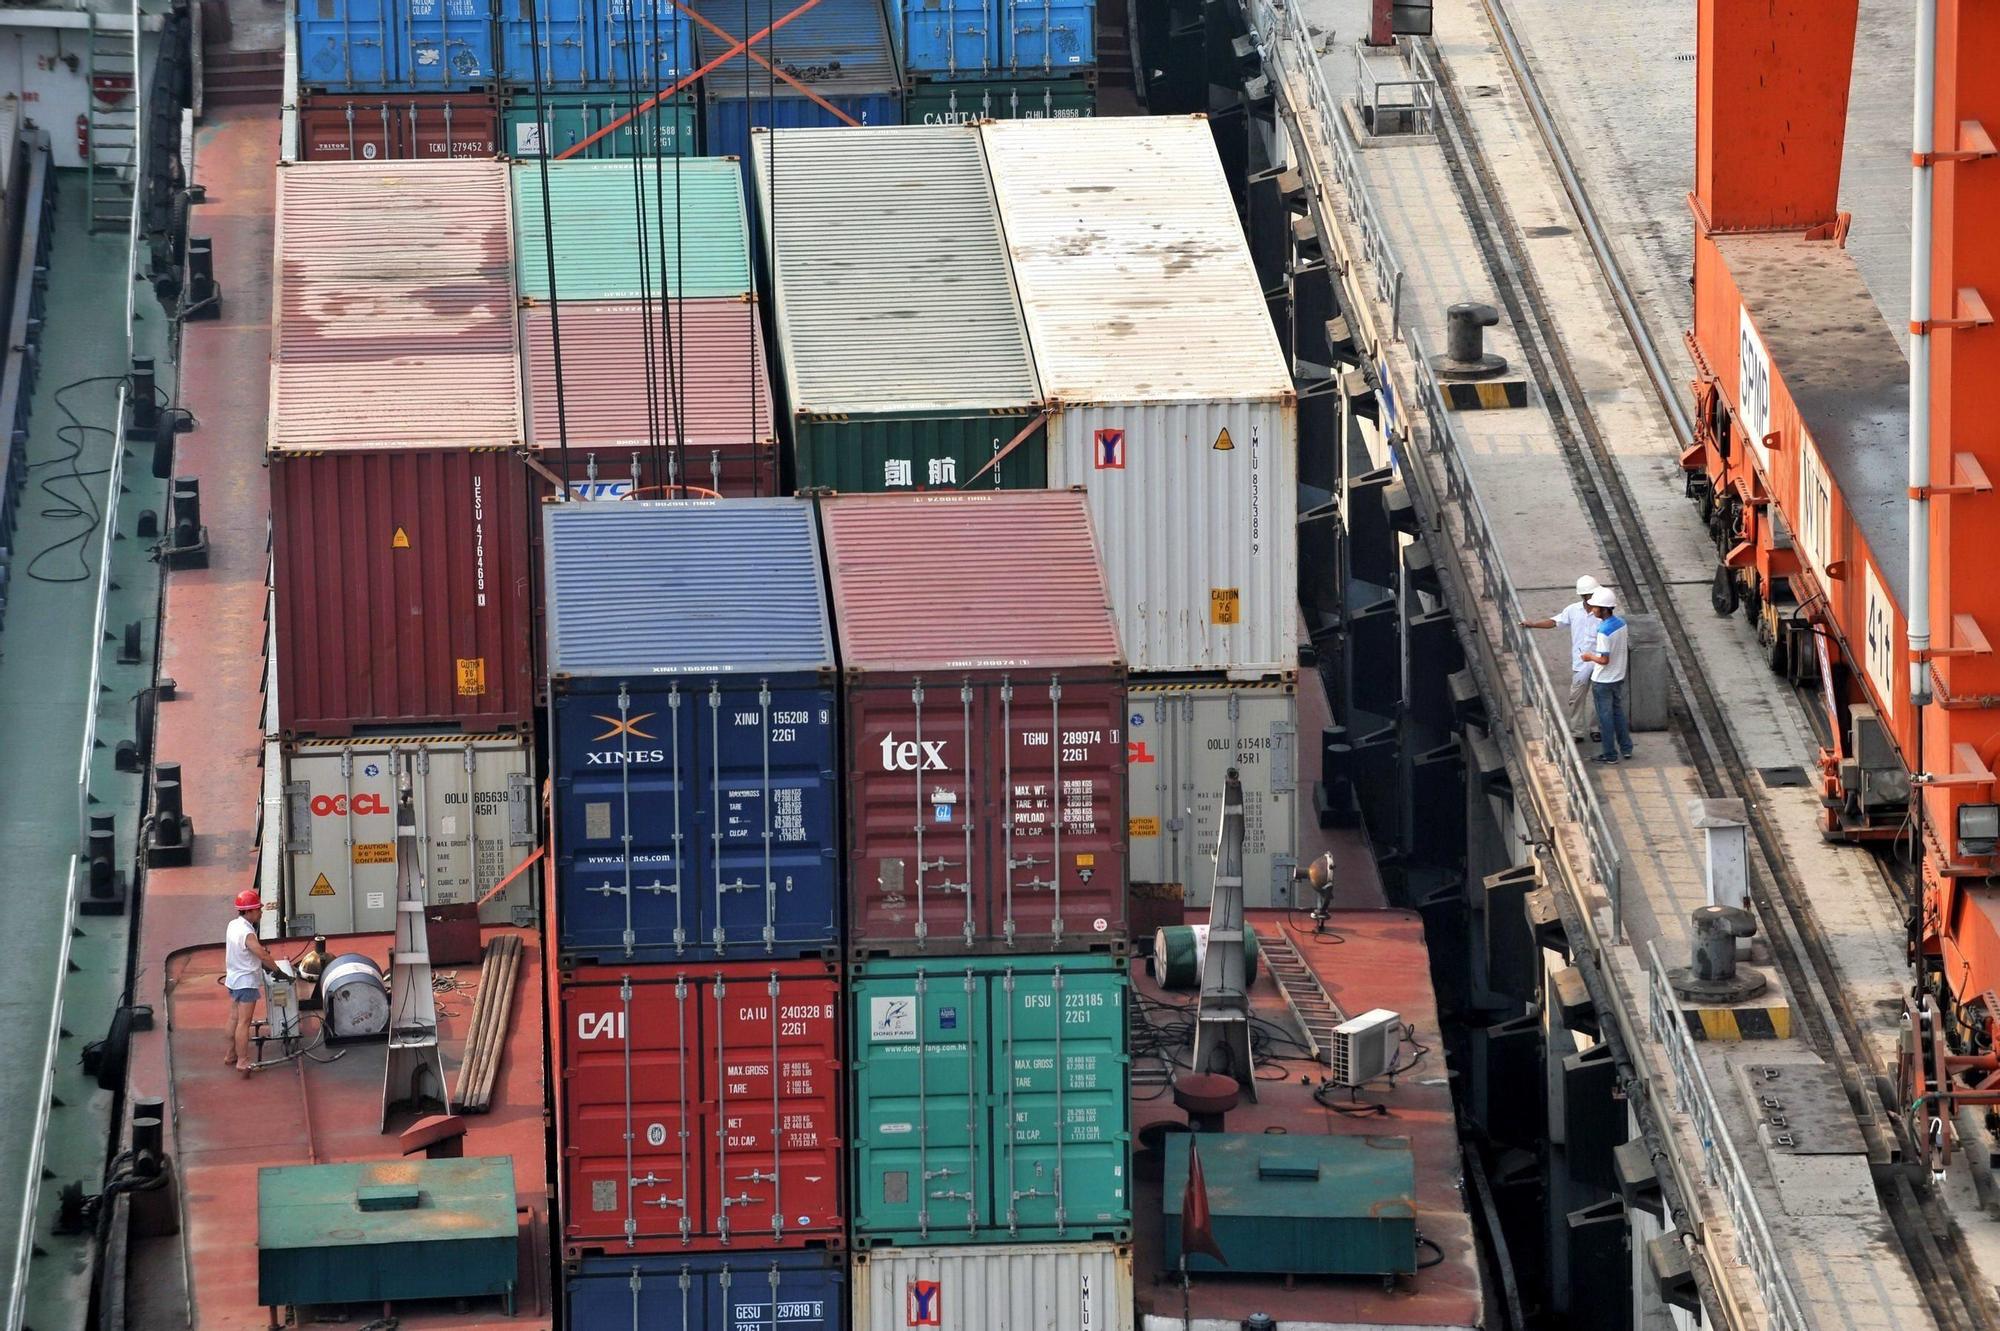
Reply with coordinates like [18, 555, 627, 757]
[1131, 904, 1487, 1331]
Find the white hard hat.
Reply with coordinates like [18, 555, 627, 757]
[1587, 588, 1617, 609]
[1575, 575, 1599, 598]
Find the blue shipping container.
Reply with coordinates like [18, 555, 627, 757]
[566, 1251, 845, 1331]
[894, 0, 1093, 80]
[404, 0, 498, 86]
[297, 0, 397, 89]
[545, 500, 840, 964]
[597, 0, 697, 90]
[704, 92, 903, 181]
[498, 0, 595, 87]
[693, 0, 901, 94]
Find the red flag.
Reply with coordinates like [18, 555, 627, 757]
[1180, 1138, 1227, 1267]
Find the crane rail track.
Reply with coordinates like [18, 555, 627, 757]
[1422, 7, 1996, 1328]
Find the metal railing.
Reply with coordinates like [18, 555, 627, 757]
[1648, 943, 1809, 1330]
[1354, 44, 1437, 135]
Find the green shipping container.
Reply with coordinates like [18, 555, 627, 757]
[849, 954, 1130, 1247]
[792, 412, 1046, 492]
[906, 78, 1097, 125]
[501, 92, 698, 161]
[512, 157, 750, 301]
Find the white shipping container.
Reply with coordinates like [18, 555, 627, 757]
[852, 1242, 1133, 1331]
[1127, 678, 1300, 908]
[982, 116, 1298, 678]
[278, 734, 540, 935]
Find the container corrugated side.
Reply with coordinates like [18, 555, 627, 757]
[519, 298, 778, 496]
[849, 955, 1130, 1245]
[270, 160, 522, 452]
[512, 157, 750, 300]
[705, 93, 904, 186]
[695, 0, 901, 93]
[271, 448, 536, 735]
[1127, 676, 1298, 907]
[852, 1243, 1133, 1331]
[818, 491, 1120, 671]
[751, 125, 1040, 418]
[543, 498, 833, 678]
[567, 1251, 847, 1330]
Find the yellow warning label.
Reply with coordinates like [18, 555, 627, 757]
[352, 842, 395, 865]
[308, 873, 335, 897]
[1076, 853, 1095, 867]
[1129, 816, 1160, 838]
[1212, 427, 1235, 451]
[392, 526, 411, 549]
[456, 657, 487, 696]
[1210, 588, 1241, 625]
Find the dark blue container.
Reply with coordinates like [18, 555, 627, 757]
[297, 0, 398, 89]
[566, 1251, 845, 1330]
[893, 0, 1094, 80]
[498, 0, 595, 88]
[704, 91, 903, 179]
[596, 0, 698, 90]
[545, 499, 840, 965]
[404, 0, 498, 86]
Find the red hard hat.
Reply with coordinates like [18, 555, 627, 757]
[234, 888, 263, 911]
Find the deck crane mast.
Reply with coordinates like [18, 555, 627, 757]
[1687, 0, 2000, 1149]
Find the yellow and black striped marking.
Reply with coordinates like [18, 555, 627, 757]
[1682, 1006, 1794, 1041]
[1442, 379, 1530, 410]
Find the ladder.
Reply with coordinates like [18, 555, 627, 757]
[86, 7, 140, 234]
[1260, 927, 1346, 1060]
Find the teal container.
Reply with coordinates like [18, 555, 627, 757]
[501, 92, 698, 161]
[849, 954, 1130, 1247]
[511, 157, 751, 300]
[1162, 1133, 1418, 1276]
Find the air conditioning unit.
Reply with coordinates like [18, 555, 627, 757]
[1327, 1008, 1402, 1088]
[1847, 705, 1911, 813]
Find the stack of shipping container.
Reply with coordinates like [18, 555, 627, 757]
[265, 159, 542, 933]
[821, 490, 1135, 1329]
[890, 0, 1098, 123]
[545, 498, 847, 1326]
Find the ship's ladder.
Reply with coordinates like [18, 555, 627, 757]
[86, 6, 140, 234]
[1260, 926, 1345, 1060]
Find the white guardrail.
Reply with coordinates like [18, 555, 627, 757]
[11, 0, 147, 1324]
[1238, 3, 1805, 1328]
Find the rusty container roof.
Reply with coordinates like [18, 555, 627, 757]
[818, 489, 1123, 671]
[518, 297, 775, 454]
[269, 160, 523, 453]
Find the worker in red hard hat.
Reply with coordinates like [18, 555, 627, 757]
[224, 888, 284, 1076]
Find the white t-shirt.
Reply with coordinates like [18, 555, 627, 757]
[1553, 601, 1597, 671]
[1591, 616, 1630, 685]
[225, 915, 261, 989]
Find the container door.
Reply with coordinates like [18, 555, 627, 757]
[707, 1257, 844, 1331]
[1178, 687, 1297, 907]
[504, 93, 593, 156]
[1003, 0, 1091, 74]
[567, 1258, 704, 1329]
[698, 683, 839, 956]
[287, 743, 404, 934]
[703, 968, 842, 1244]
[994, 675, 1126, 948]
[599, 0, 694, 89]
[500, 0, 592, 88]
[299, 97, 397, 160]
[297, 0, 396, 89]
[990, 963, 1129, 1238]
[556, 686, 699, 962]
[1122, 687, 1175, 886]
[563, 971, 702, 1250]
[429, 738, 536, 923]
[900, 0, 998, 77]
[848, 680, 983, 953]
[401, 95, 502, 158]
[405, 0, 497, 86]
[852, 967, 986, 1240]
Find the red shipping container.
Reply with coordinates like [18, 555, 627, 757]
[820, 491, 1130, 956]
[296, 92, 500, 162]
[560, 959, 843, 1256]
[519, 299, 779, 499]
[270, 448, 536, 735]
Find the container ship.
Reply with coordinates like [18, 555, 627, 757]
[0, 0, 1529, 1328]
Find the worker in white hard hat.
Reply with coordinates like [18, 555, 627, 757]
[1521, 575, 1603, 742]
[1580, 587, 1634, 764]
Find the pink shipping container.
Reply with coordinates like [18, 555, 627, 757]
[269, 159, 521, 453]
[269, 160, 532, 735]
[821, 491, 1130, 957]
[519, 297, 779, 498]
[270, 449, 536, 736]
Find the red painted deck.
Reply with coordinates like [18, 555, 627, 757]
[1132, 909, 1486, 1330]
[123, 107, 552, 1330]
